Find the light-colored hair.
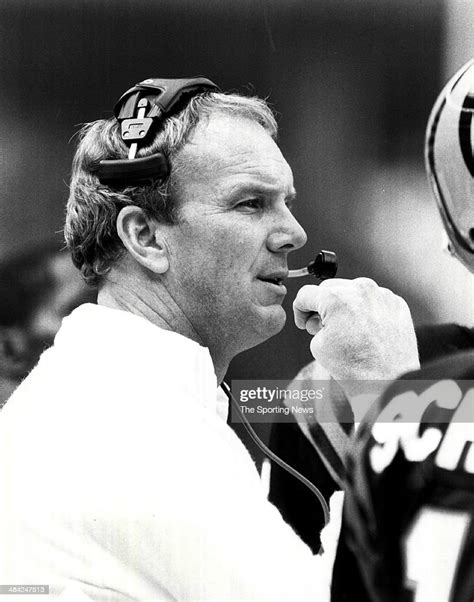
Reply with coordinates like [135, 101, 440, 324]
[65, 91, 278, 285]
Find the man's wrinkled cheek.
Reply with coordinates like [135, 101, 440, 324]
[212, 232, 250, 274]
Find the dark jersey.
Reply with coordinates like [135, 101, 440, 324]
[266, 324, 474, 600]
[343, 350, 474, 602]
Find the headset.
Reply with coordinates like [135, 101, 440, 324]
[98, 77, 339, 533]
[97, 77, 220, 185]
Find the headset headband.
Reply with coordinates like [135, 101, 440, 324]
[97, 77, 220, 186]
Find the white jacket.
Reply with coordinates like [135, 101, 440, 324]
[0, 304, 340, 601]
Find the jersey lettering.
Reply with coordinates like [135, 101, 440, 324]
[436, 388, 474, 473]
[370, 381, 464, 474]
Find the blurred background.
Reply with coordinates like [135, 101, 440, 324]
[0, 0, 473, 443]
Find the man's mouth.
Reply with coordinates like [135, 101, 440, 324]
[259, 277, 284, 286]
[257, 271, 288, 287]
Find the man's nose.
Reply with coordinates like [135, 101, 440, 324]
[267, 208, 307, 253]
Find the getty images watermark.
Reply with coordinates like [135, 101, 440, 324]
[231, 379, 337, 423]
[230, 379, 474, 424]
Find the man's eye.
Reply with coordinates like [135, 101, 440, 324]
[236, 199, 263, 211]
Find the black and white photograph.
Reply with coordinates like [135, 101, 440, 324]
[0, 0, 473, 600]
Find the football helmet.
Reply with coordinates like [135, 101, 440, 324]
[426, 59, 474, 273]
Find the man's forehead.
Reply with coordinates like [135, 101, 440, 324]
[179, 112, 293, 188]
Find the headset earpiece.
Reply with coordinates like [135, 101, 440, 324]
[97, 77, 219, 186]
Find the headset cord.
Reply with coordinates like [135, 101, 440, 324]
[220, 381, 330, 527]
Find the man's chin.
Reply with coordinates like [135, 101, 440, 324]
[228, 304, 287, 355]
[256, 304, 287, 338]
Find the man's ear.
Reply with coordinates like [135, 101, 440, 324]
[116, 206, 169, 274]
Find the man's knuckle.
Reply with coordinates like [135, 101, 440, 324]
[294, 285, 314, 305]
[354, 277, 378, 291]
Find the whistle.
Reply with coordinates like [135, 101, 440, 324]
[288, 250, 338, 280]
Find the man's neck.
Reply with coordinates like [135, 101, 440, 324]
[98, 275, 230, 384]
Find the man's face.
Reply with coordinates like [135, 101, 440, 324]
[163, 112, 307, 355]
